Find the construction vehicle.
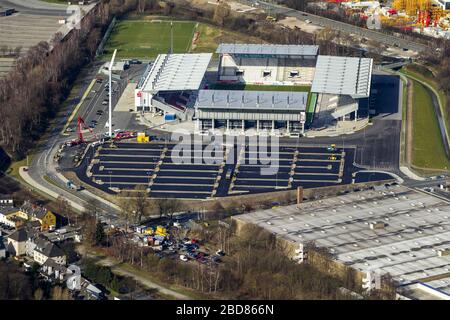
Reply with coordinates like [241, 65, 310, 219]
[137, 132, 150, 143]
[328, 155, 337, 160]
[327, 144, 336, 152]
[143, 227, 154, 235]
[266, 15, 276, 22]
[113, 130, 135, 141]
[155, 225, 168, 237]
[68, 116, 98, 146]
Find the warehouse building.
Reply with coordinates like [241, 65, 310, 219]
[234, 185, 450, 297]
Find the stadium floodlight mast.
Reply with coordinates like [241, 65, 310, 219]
[108, 49, 117, 138]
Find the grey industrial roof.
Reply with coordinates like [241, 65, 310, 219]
[235, 185, 450, 285]
[195, 90, 308, 111]
[216, 43, 319, 56]
[142, 53, 212, 92]
[311, 55, 373, 98]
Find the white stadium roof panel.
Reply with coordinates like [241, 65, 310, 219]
[311, 55, 373, 98]
[216, 43, 319, 56]
[142, 53, 212, 92]
[195, 90, 308, 111]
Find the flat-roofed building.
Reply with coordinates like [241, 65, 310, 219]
[194, 90, 307, 134]
[234, 185, 450, 296]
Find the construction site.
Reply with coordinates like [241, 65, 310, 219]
[330, 0, 450, 38]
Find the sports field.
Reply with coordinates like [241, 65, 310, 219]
[103, 20, 196, 59]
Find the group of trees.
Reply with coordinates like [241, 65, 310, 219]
[0, 0, 152, 158]
[117, 185, 183, 230]
[0, 45, 22, 57]
[0, 260, 73, 300]
[422, 45, 450, 122]
[0, 6, 105, 157]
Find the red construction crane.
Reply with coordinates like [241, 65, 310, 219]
[69, 116, 98, 146]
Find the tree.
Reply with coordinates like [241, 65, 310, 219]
[51, 286, 72, 300]
[33, 288, 44, 300]
[212, 2, 231, 27]
[117, 196, 133, 231]
[153, 198, 183, 220]
[95, 220, 106, 246]
[132, 185, 149, 223]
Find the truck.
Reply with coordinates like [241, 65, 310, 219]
[164, 113, 176, 122]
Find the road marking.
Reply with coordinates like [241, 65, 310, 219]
[61, 78, 96, 134]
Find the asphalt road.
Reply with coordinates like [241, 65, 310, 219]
[238, 0, 428, 53]
[0, 0, 68, 16]
[27, 61, 122, 221]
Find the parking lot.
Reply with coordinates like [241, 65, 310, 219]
[76, 140, 394, 199]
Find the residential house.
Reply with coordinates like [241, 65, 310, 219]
[7, 228, 28, 256]
[33, 238, 66, 266]
[0, 197, 13, 206]
[20, 201, 56, 231]
[0, 233, 6, 259]
[41, 258, 67, 282]
[0, 206, 26, 228]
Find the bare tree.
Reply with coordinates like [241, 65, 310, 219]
[132, 185, 150, 223]
[152, 198, 183, 220]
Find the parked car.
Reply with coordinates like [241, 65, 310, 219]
[102, 100, 108, 105]
[216, 249, 225, 256]
[180, 255, 188, 262]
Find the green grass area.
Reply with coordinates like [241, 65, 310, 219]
[103, 20, 196, 59]
[192, 23, 264, 54]
[103, 16, 267, 60]
[6, 156, 32, 180]
[401, 64, 449, 141]
[209, 83, 311, 92]
[410, 81, 450, 170]
[306, 92, 318, 124]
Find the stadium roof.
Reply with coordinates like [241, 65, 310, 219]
[216, 44, 319, 56]
[311, 55, 373, 98]
[142, 53, 212, 92]
[195, 90, 308, 111]
[235, 185, 450, 285]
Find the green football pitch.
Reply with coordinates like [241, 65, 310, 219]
[103, 20, 196, 59]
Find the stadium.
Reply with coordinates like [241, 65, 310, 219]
[134, 43, 373, 137]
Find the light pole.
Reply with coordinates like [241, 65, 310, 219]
[109, 49, 117, 138]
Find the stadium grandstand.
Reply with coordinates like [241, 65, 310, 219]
[216, 43, 318, 86]
[134, 44, 373, 136]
